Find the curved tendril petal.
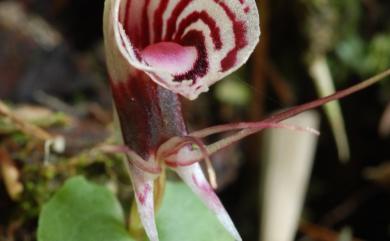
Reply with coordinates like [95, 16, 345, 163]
[174, 163, 242, 241]
[190, 121, 320, 138]
[169, 122, 319, 166]
[187, 68, 390, 152]
[199, 69, 390, 156]
[264, 69, 390, 124]
[202, 123, 319, 157]
[181, 67, 390, 164]
[161, 136, 218, 189]
[100, 144, 162, 174]
[155, 136, 184, 161]
[203, 123, 320, 155]
[108, 0, 260, 99]
[125, 163, 159, 241]
[160, 136, 207, 162]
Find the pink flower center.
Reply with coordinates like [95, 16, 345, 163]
[141, 42, 198, 75]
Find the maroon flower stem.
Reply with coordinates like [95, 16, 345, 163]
[110, 71, 188, 159]
[110, 71, 188, 237]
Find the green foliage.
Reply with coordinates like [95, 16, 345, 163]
[38, 176, 133, 241]
[364, 34, 390, 75]
[155, 182, 234, 241]
[334, 33, 390, 78]
[38, 177, 234, 241]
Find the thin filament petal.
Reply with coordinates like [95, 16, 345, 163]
[100, 144, 162, 174]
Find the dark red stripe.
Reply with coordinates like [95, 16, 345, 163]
[217, 1, 248, 71]
[111, 71, 187, 159]
[122, 0, 142, 50]
[174, 30, 208, 82]
[119, 23, 142, 61]
[141, 0, 152, 48]
[137, 184, 151, 205]
[111, 72, 157, 158]
[165, 0, 192, 40]
[153, 0, 170, 43]
[175, 11, 222, 50]
[123, 0, 132, 31]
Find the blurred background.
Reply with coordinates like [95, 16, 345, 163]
[0, 0, 389, 240]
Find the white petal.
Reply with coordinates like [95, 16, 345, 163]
[174, 163, 242, 241]
[127, 164, 159, 241]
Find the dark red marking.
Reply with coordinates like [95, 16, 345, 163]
[137, 184, 152, 205]
[217, 1, 248, 71]
[121, 0, 151, 50]
[122, 0, 143, 50]
[141, 0, 152, 48]
[244, 6, 250, 13]
[174, 30, 208, 82]
[164, 159, 179, 168]
[118, 26, 141, 61]
[165, 0, 192, 40]
[123, 0, 132, 31]
[153, 0, 170, 43]
[110, 72, 187, 159]
[175, 11, 222, 50]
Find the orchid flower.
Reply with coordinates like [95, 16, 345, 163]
[103, 0, 390, 241]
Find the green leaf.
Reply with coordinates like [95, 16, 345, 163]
[38, 176, 134, 241]
[156, 182, 235, 241]
[38, 177, 235, 241]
